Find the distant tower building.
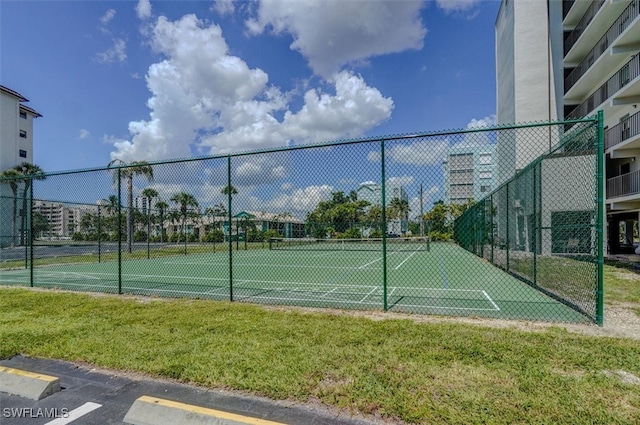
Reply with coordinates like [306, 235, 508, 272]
[443, 144, 496, 205]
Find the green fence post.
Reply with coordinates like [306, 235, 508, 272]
[596, 110, 605, 326]
[506, 183, 510, 272]
[228, 156, 233, 302]
[29, 180, 33, 287]
[533, 163, 537, 285]
[490, 195, 494, 264]
[118, 168, 122, 295]
[147, 209, 151, 259]
[98, 205, 101, 263]
[381, 139, 387, 312]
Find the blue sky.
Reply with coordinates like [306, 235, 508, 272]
[1, 0, 500, 216]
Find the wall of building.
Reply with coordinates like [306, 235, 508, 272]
[0, 93, 20, 172]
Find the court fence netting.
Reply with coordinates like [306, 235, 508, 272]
[0, 115, 604, 324]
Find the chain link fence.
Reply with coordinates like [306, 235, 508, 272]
[0, 116, 603, 324]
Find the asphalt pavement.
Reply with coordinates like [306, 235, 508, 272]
[0, 355, 383, 425]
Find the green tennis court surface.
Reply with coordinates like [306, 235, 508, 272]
[0, 242, 588, 323]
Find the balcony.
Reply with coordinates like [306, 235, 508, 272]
[608, 169, 640, 198]
[605, 108, 640, 151]
[565, 0, 640, 95]
[566, 53, 640, 120]
[563, 0, 575, 19]
[564, 0, 605, 56]
[564, 0, 632, 64]
[563, 0, 591, 25]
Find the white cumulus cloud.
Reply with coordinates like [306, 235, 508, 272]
[246, 0, 426, 78]
[78, 129, 90, 140]
[96, 38, 127, 63]
[252, 184, 334, 214]
[213, 0, 236, 16]
[368, 139, 449, 166]
[110, 14, 393, 162]
[100, 9, 116, 24]
[435, 0, 483, 13]
[136, 0, 152, 20]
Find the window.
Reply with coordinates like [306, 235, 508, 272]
[19, 111, 27, 119]
[478, 153, 492, 165]
[480, 185, 491, 193]
[449, 153, 473, 170]
[19, 150, 27, 158]
[479, 171, 492, 179]
[19, 130, 27, 138]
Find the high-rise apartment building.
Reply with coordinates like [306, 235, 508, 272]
[442, 144, 496, 206]
[496, 0, 640, 255]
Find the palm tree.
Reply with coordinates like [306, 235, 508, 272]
[0, 169, 21, 247]
[104, 195, 120, 214]
[13, 162, 45, 245]
[205, 203, 226, 232]
[170, 192, 199, 245]
[141, 187, 158, 241]
[108, 159, 154, 253]
[167, 210, 181, 242]
[388, 197, 411, 235]
[155, 200, 169, 243]
[221, 185, 238, 197]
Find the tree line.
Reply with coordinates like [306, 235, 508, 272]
[2, 159, 474, 246]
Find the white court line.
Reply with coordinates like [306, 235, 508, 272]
[243, 294, 502, 311]
[321, 287, 339, 298]
[39, 271, 230, 283]
[394, 245, 424, 270]
[483, 290, 501, 311]
[36, 272, 101, 280]
[44, 402, 102, 425]
[161, 260, 358, 270]
[359, 287, 378, 303]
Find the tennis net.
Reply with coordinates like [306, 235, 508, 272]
[268, 237, 430, 252]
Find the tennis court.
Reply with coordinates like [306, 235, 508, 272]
[0, 241, 587, 322]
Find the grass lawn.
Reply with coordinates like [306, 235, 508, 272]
[1, 264, 640, 424]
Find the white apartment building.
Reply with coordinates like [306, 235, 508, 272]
[442, 144, 497, 205]
[0, 85, 41, 171]
[32, 201, 95, 239]
[1, 85, 42, 248]
[496, 0, 640, 255]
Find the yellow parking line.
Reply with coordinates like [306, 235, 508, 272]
[137, 395, 287, 425]
[0, 366, 58, 382]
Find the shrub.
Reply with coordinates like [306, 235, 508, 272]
[204, 229, 224, 243]
[134, 230, 147, 242]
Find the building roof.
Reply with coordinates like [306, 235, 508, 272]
[1, 85, 42, 117]
[0, 85, 28, 102]
[19, 104, 43, 118]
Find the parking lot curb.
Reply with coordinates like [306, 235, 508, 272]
[124, 395, 287, 425]
[0, 365, 61, 400]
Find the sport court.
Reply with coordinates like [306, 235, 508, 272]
[0, 240, 587, 323]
